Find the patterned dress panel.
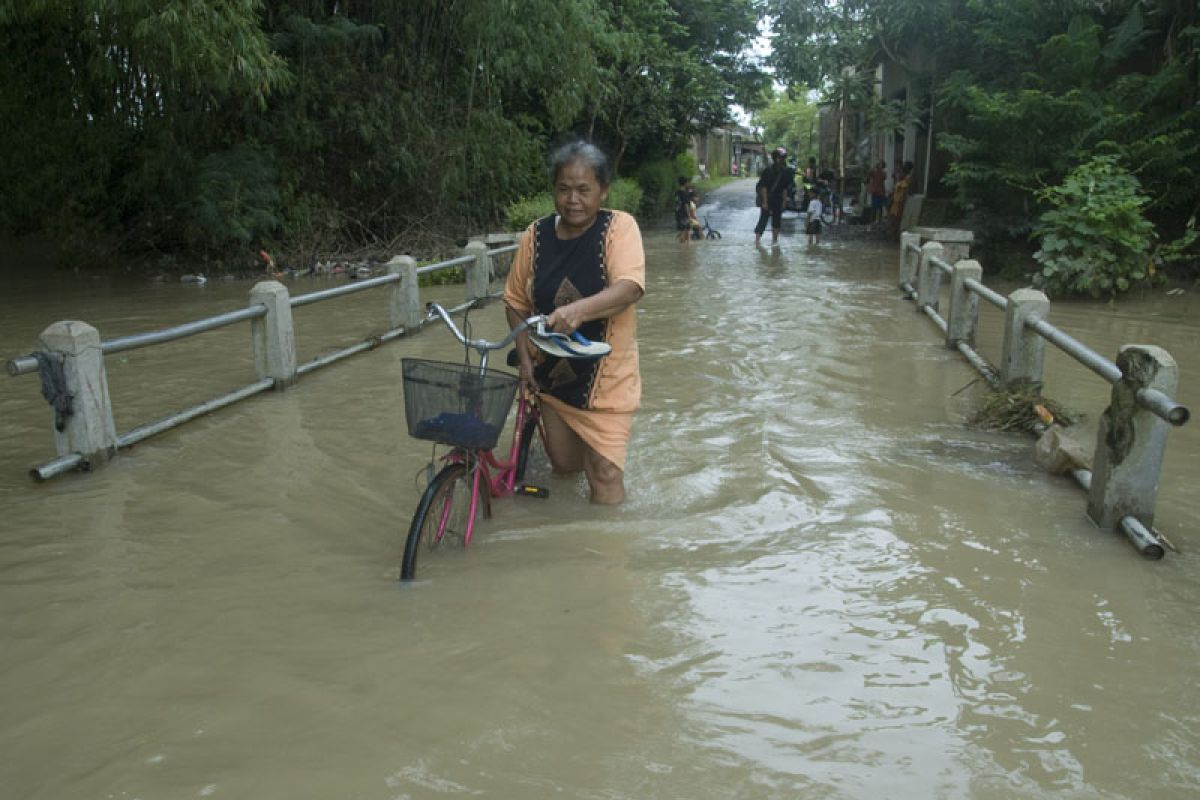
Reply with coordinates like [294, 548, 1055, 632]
[530, 212, 614, 409]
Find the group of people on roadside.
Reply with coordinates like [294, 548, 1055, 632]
[867, 159, 915, 231]
[755, 147, 916, 244]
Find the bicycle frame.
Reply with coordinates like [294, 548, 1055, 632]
[434, 390, 542, 546]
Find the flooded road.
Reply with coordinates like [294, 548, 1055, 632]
[2, 181, 1199, 799]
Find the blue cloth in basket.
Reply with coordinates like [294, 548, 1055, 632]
[414, 412, 500, 449]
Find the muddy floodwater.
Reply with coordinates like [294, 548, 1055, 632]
[2, 181, 1199, 799]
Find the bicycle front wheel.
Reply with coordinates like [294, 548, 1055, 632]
[401, 462, 473, 581]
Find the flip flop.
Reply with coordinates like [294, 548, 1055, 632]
[530, 322, 611, 359]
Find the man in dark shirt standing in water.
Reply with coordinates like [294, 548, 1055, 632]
[754, 147, 796, 245]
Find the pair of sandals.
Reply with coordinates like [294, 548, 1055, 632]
[528, 318, 611, 360]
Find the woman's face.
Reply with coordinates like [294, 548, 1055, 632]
[554, 159, 608, 233]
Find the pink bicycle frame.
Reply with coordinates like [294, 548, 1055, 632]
[434, 391, 541, 547]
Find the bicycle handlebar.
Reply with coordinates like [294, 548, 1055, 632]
[425, 302, 545, 355]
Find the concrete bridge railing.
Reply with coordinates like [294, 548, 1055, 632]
[899, 228, 1189, 560]
[6, 236, 518, 481]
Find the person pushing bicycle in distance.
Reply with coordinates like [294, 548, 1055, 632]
[503, 141, 646, 505]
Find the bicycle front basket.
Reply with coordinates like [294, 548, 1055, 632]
[402, 358, 519, 450]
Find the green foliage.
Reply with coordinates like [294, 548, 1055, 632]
[0, 0, 288, 256]
[753, 89, 820, 161]
[187, 146, 282, 250]
[597, 0, 767, 170]
[633, 159, 681, 216]
[674, 153, 698, 180]
[0, 0, 766, 263]
[419, 266, 466, 287]
[768, 0, 1200, 284]
[606, 178, 645, 215]
[1032, 155, 1158, 298]
[504, 195, 557, 232]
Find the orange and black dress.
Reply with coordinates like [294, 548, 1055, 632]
[503, 209, 645, 469]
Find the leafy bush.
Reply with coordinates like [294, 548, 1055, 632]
[504, 194, 556, 231]
[1032, 155, 1158, 298]
[606, 178, 643, 216]
[633, 158, 679, 216]
[419, 265, 465, 287]
[674, 152, 697, 181]
[187, 146, 282, 250]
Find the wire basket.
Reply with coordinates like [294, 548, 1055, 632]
[402, 358, 519, 450]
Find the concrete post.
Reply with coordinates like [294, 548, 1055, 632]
[1087, 346, 1179, 529]
[464, 240, 490, 302]
[387, 255, 422, 330]
[37, 321, 118, 466]
[249, 281, 296, 389]
[913, 227, 974, 265]
[946, 259, 983, 348]
[899, 231, 921, 289]
[999, 288, 1050, 390]
[916, 241, 944, 312]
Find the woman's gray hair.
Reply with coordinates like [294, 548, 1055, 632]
[549, 141, 611, 187]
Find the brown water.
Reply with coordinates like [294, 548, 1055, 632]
[2, 183, 1198, 799]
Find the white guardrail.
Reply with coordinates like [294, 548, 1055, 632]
[6, 238, 519, 481]
[897, 228, 1188, 560]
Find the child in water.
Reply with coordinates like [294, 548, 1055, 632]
[806, 194, 823, 245]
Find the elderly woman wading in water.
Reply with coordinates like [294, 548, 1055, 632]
[504, 141, 646, 504]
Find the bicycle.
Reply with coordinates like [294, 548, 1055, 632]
[820, 188, 840, 226]
[399, 303, 606, 581]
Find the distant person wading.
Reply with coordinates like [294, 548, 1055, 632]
[754, 147, 796, 246]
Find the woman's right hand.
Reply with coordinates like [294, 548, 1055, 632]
[516, 343, 539, 392]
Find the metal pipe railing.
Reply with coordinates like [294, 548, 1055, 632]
[905, 230, 1186, 560]
[8, 305, 270, 376]
[929, 255, 954, 276]
[963, 277, 1007, 310]
[1027, 317, 1122, 383]
[9, 248, 507, 375]
[30, 453, 85, 482]
[293, 298, 479, 377]
[104, 306, 269, 354]
[417, 254, 474, 274]
[1025, 317, 1188, 426]
[1138, 387, 1189, 426]
[1120, 515, 1166, 560]
[117, 377, 277, 448]
[10, 240, 515, 481]
[956, 341, 1000, 389]
[30, 376, 278, 481]
[922, 305, 947, 333]
[7, 354, 37, 376]
[290, 273, 398, 307]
